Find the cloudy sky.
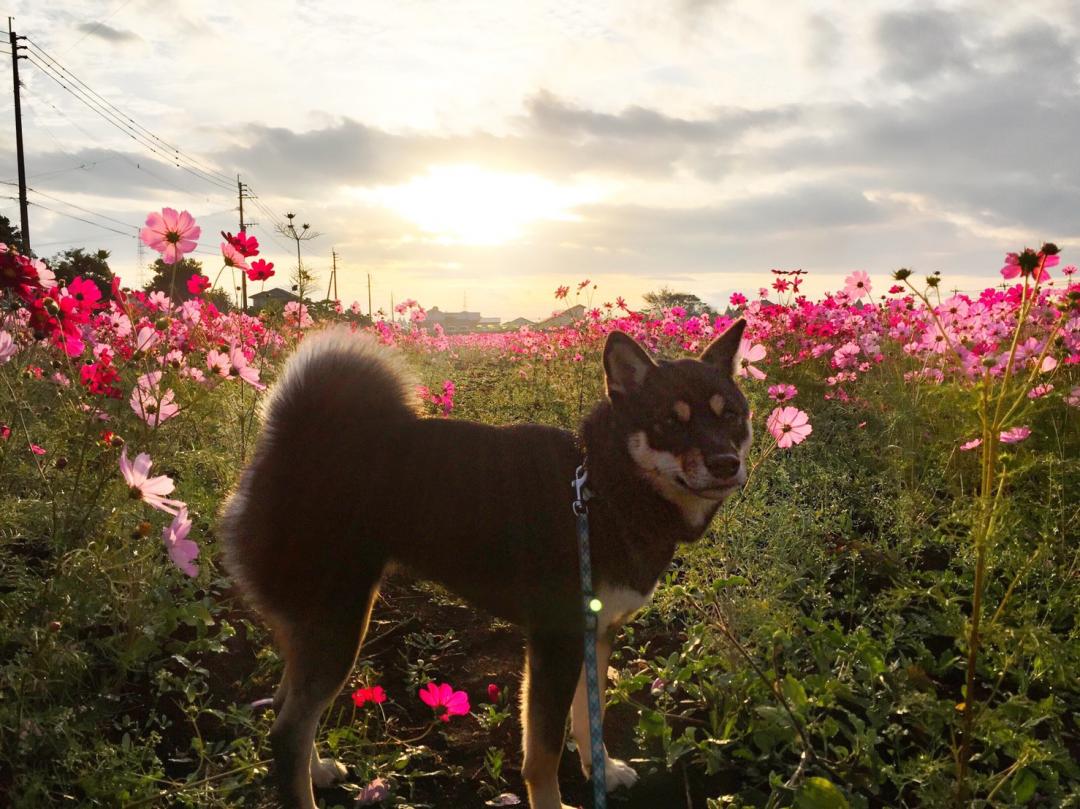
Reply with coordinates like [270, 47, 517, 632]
[2, 0, 1077, 319]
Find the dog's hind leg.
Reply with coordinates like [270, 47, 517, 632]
[269, 574, 381, 809]
[521, 632, 584, 809]
[570, 630, 638, 792]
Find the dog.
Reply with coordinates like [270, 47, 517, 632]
[218, 319, 750, 809]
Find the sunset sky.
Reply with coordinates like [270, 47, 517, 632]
[2, 0, 1077, 320]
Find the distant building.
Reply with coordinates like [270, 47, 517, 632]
[422, 307, 502, 333]
[250, 287, 300, 311]
[503, 317, 535, 329]
[533, 304, 586, 330]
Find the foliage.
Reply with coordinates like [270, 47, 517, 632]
[47, 248, 115, 299]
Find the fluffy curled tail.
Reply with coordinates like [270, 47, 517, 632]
[217, 326, 417, 617]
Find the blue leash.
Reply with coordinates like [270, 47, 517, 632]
[572, 464, 606, 809]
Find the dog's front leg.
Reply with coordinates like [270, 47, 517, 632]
[570, 631, 639, 792]
[521, 632, 584, 809]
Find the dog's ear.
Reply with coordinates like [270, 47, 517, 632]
[603, 331, 656, 399]
[699, 318, 746, 376]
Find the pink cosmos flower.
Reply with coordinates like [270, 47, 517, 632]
[737, 340, 767, 380]
[999, 426, 1031, 444]
[352, 685, 387, 707]
[162, 506, 199, 577]
[554, 285, 569, 300]
[206, 350, 230, 377]
[140, 208, 200, 264]
[130, 372, 180, 426]
[227, 346, 265, 390]
[29, 443, 46, 455]
[284, 301, 313, 329]
[1027, 384, 1053, 399]
[187, 274, 211, 295]
[959, 438, 982, 451]
[730, 292, 747, 307]
[119, 446, 184, 514]
[222, 230, 259, 257]
[418, 682, 470, 722]
[220, 241, 250, 271]
[487, 683, 501, 703]
[844, 270, 872, 298]
[767, 383, 797, 402]
[356, 778, 390, 806]
[0, 330, 16, 363]
[1066, 386, 1080, 407]
[766, 406, 812, 448]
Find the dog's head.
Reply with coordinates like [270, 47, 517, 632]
[603, 320, 751, 518]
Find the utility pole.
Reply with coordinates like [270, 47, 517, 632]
[237, 174, 248, 312]
[367, 273, 372, 318]
[326, 249, 338, 301]
[8, 19, 30, 254]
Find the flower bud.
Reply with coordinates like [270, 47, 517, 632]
[43, 297, 60, 314]
[1040, 242, 1059, 256]
[982, 356, 997, 368]
[892, 268, 912, 280]
[926, 276, 940, 288]
[55, 457, 68, 470]
[155, 317, 171, 331]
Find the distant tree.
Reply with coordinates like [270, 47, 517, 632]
[144, 257, 205, 302]
[204, 288, 233, 313]
[642, 286, 716, 317]
[49, 248, 115, 298]
[0, 214, 27, 253]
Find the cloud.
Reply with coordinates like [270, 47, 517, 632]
[875, 7, 973, 83]
[74, 22, 142, 44]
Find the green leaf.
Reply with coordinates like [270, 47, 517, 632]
[795, 777, 850, 809]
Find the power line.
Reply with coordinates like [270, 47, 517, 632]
[23, 49, 236, 193]
[25, 38, 236, 188]
[26, 199, 138, 238]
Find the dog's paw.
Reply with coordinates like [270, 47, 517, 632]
[310, 756, 348, 788]
[605, 757, 638, 792]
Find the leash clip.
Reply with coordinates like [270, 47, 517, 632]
[571, 464, 591, 516]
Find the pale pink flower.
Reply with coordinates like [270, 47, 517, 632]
[119, 447, 184, 514]
[162, 507, 199, 577]
[0, 330, 16, 363]
[999, 426, 1031, 444]
[960, 438, 982, 451]
[140, 208, 200, 264]
[206, 350, 230, 377]
[284, 301, 313, 329]
[227, 346, 265, 390]
[134, 326, 160, 354]
[1066, 386, 1080, 407]
[737, 340, 767, 380]
[130, 381, 180, 426]
[766, 406, 812, 448]
[844, 270, 872, 298]
[1027, 384, 1053, 399]
[220, 241, 250, 271]
[418, 682, 470, 721]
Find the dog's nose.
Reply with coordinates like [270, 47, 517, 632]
[705, 453, 740, 480]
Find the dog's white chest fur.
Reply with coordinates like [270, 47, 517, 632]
[595, 583, 655, 634]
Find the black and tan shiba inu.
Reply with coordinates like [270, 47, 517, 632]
[219, 320, 751, 809]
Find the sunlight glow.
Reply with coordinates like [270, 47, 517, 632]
[364, 165, 604, 245]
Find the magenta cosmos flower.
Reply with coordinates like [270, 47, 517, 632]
[352, 685, 387, 707]
[162, 507, 199, 577]
[418, 682, 470, 722]
[766, 406, 812, 448]
[119, 447, 185, 514]
[140, 208, 200, 265]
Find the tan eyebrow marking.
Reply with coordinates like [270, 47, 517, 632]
[673, 400, 691, 422]
[709, 394, 725, 415]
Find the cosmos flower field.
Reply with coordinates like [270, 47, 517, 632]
[0, 212, 1077, 807]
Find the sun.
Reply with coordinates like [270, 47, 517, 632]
[365, 165, 602, 246]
